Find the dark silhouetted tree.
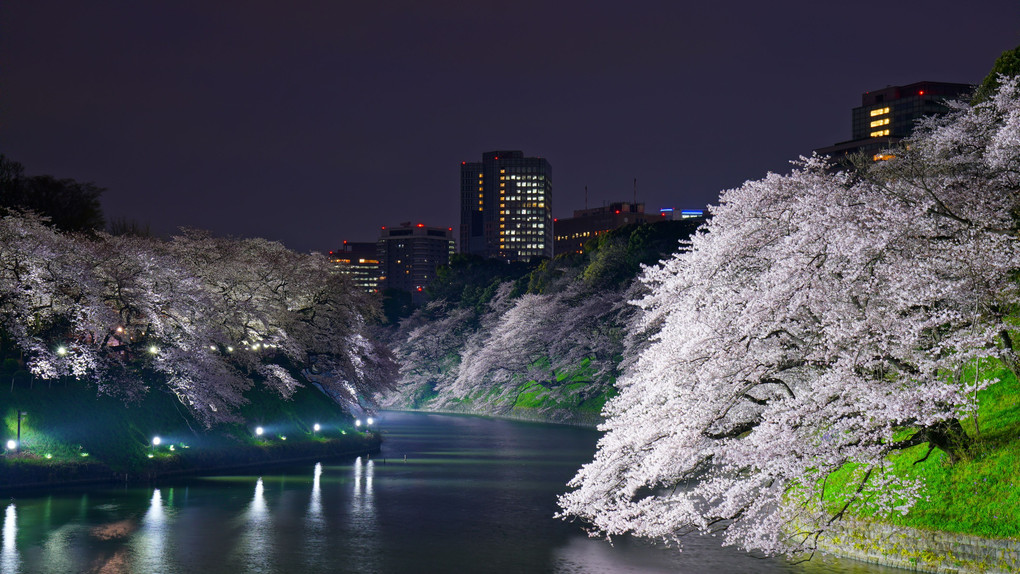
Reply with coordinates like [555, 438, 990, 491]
[0, 155, 105, 233]
[973, 44, 1020, 103]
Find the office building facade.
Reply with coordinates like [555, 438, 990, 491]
[330, 241, 381, 293]
[816, 81, 974, 162]
[378, 222, 455, 300]
[553, 202, 664, 255]
[460, 150, 553, 261]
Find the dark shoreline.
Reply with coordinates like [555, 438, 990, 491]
[0, 433, 381, 493]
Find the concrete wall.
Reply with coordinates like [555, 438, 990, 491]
[818, 519, 1020, 573]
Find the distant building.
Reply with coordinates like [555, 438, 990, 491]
[378, 222, 455, 302]
[815, 81, 974, 163]
[554, 202, 664, 255]
[330, 241, 381, 293]
[460, 150, 553, 261]
[659, 207, 705, 221]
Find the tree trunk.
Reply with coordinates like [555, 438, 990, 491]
[924, 418, 971, 463]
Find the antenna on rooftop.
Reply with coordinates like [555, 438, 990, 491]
[633, 178, 637, 205]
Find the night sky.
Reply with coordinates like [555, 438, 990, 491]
[3, 2, 1018, 253]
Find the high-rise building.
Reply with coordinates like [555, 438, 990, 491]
[815, 81, 974, 162]
[330, 241, 381, 293]
[378, 222, 455, 301]
[460, 150, 552, 261]
[553, 202, 664, 255]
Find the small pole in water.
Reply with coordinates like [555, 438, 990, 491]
[403, 454, 407, 463]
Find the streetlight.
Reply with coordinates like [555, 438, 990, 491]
[17, 411, 26, 449]
[355, 419, 362, 429]
[255, 426, 264, 437]
[5, 440, 15, 452]
[366, 417, 374, 426]
[151, 436, 161, 457]
[313, 423, 321, 433]
[56, 346, 68, 356]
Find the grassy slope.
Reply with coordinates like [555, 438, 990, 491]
[826, 363, 1020, 538]
[412, 356, 615, 426]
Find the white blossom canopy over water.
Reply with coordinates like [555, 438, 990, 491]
[559, 79, 1020, 555]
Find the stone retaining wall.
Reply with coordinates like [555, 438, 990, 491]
[818, 520, 1020, 573]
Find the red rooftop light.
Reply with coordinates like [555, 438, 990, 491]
[417, 223, 425, 228]
[615, 210, 620, 214]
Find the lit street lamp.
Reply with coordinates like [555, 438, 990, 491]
[255, 426, 264, 437]
[313, 423, 321, 434]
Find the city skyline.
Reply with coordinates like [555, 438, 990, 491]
[2, 1, 1018, 253]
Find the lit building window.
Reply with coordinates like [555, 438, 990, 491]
[869, 107, 891, 117]
[870, 118, 890, 128]
[870, 129, 891, 137]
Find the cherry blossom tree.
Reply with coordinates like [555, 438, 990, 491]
[0, 218, 394, 426]
[558, 79, 1020, 556]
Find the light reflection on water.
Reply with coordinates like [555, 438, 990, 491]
[2, 503, 19, 573]
[236, 477, 275, 573]
[301, 462, 326, 570]
[0, 412, 901, 573]
[132, 488, 168, 572]
[348, 455, 381, 572]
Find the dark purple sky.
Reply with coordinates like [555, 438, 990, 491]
[3, 2, 1018, 253]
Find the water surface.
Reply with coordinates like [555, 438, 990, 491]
[1, 411, 899, 573]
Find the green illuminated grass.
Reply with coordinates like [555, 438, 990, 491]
[0, 376, 374, 485]
[829, 362, 1020, 538]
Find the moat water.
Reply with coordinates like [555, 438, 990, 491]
[0, 411, 900, 573]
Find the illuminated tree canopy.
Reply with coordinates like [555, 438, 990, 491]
[0, 221, 394, 425]
[558, 79, 1020, 555]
